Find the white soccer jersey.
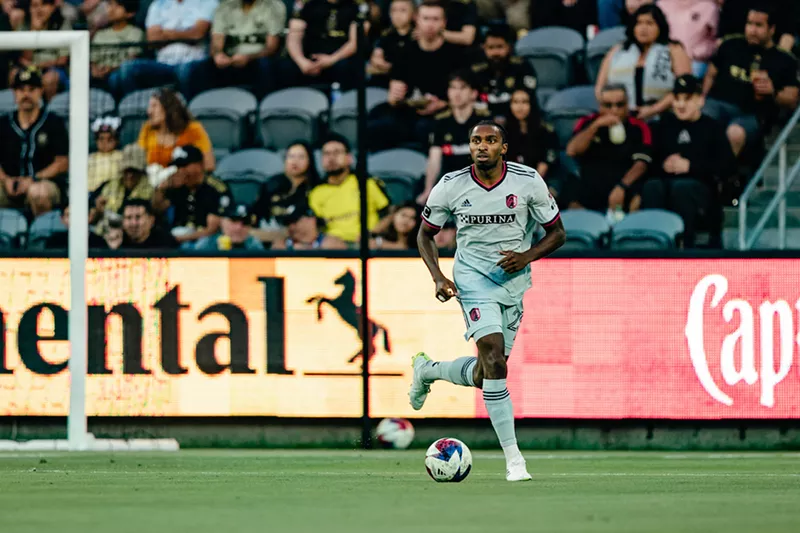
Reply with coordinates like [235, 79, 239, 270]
[422, 161, 560, 305]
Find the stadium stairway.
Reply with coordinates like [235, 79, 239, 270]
[722, 125, 800, 250]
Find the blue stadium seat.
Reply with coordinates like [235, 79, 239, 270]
[189, 87, 258, 156]
[515, 27, 585, 89]
[217, 149, 283, 177]
[28, 211, 67, 249]
[258, 88, 328, 150]
[544, 85, 598, 147]
[224, 177, 263, 208]
[611, 209, 685, 249]
[0, 208, 28, 249]
[585, 26, 626, 83]
[330, 87, 389, 148]
[367, 149, 427, 183]
[0, 89, 14, 114]
[118, 87, 186, 146]
[381, 176, 416, 205]
[49, 88, 116, 120]
[560, 209, 610, 249]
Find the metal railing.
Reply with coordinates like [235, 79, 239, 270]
[739, 106, 800, 250]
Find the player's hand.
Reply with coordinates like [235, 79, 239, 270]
[496, 250, 531, 274]
[434, 276, 458, 302]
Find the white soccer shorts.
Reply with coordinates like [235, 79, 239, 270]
[458, 299, 523, 356]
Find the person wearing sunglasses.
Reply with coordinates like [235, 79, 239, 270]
[566, 83, 653, 215]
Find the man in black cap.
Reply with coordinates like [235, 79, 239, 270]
[0, 67, 69, 212]
[152, 144, 232, 246]
[194, 199, 265, 251]
[644, 75, 736, 248]
[272, 203, 346, 250]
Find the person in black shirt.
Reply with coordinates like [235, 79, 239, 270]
[703, 6, 800, 157]
[717, 0, 798, 52]
[368, 0, 414, 87]
[470, 24, 539, 120]
[367, 0, 466, 151]
[0, 11, 11, 90]
[419, 70, 491, 204]
[152, 144, 233, 246]
[280, 0, 360, 90]
[0, 67, 68, 212]
[644, 75, 736, 248]
[566, 84, 653, 213]
[44, 206, 110, 249]
[121, 198, 178, 249]
[504, 89, 560, 193]
[442, 0, 477, 48]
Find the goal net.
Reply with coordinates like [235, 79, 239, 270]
[0, 31, 177, 452]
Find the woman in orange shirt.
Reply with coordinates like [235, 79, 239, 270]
[137, 88, 215, 171]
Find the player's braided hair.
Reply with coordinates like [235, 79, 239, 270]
[469, 120, 508, 145]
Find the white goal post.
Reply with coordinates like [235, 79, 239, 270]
[0, 31, 177, 452]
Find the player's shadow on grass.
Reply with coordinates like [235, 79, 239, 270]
[306, 269, 392, 364]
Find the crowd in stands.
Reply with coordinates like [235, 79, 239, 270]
[0, 0, 798, 250]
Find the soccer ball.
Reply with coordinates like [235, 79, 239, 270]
[424, 438, 473, 482]
[375, 418, 415, 449]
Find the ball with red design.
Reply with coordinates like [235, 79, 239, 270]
[424, 438, 473, 482]
[375, 418, 415, 449]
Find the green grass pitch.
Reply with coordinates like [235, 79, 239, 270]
[1, 450, 799, 532]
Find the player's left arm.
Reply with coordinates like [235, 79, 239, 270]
[497, 176, 566, 273]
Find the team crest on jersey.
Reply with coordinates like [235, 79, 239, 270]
[506, 194, 518, 209]
[469, 308, 481, 321]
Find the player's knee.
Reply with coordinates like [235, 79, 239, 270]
[477, 335, 506, 379]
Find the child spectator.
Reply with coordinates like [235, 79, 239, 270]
[87, 116, 123, 192]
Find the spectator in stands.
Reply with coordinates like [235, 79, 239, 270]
[470, 24, 539, 120]
[79, 0, 111, 33]
[595, 4, 692, 120]
[252, 141, 319, 232]
[100, 214, 124, 249]
[89, 0, 143, 97]
[368, 0, 414, 86]
[117, 0, 217, 98]
[717, 0, 798, 52]
[90, 143, 154, 224]
[27, 179, 61, 218]
[45, 206, 109, 249]
[18, 0, 72, 100]
[442, 0, 477, 48]
[474, 0, 528, 34]
[598, 0, 625, 29]
[504, 89, 560, 191]
[152, 144, 232, 245]
[137, 87, 215, 171]
[530, 0, 597, 35]
[644, 75, 735, 247]
[308, 134, 391, 244]
[418, 70, 490, 204]
[703, 6, 799, 160]
[0, 68, 68, 214]
[2, 0, 25, 30]
[368, 0, 465, 151]
[206, 0, 285, 98]
[120, 197, 177, 248]
[272, 203, 347, 249]
[194, 201, 264, 250]
[370, 201, 419, 249]
[87, 116, 123, 192]
[658, 0, 719, 78]
[280, 0, 359, 91]
[566, 83, 652, 213]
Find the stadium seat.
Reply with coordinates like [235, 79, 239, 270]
[0, 89, 14, 114]
[0, 208, 28, 248]
[367, 149, 427, 183]
[118, 87, 186, 146]
[381, 176, 416, 205]
[49, 88, 116, 120]
[258, 88, 328, 150]
[329, 87, 389, 147]
[27, 211, 67, 249]
[585, 26, 626, 83]
[544, 85, 599, 147]
[217, 149, 283, 177]
[189, 87, 258, 156]
[611, 209, 685, 249]
[560, 209, 610, 249]
[223, 177, 263, 208]
[536, 87, 557, 110]
[515, 27, 585, 89]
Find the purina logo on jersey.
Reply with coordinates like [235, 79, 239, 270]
[458, 214, 516, 224]
[506, 194, 518, 209]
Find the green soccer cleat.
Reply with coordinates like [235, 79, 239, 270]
[408, 352, 433, 411]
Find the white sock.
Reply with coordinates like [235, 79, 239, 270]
[422, 357, 476, 387]
[483, 378, 523, 464]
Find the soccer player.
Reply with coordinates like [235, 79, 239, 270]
[410, 121, 566, 481]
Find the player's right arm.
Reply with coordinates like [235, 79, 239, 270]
[417, 181, 458, 302]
